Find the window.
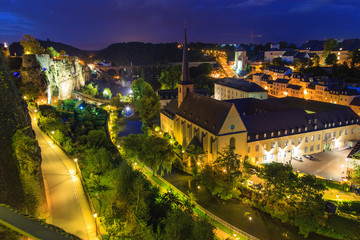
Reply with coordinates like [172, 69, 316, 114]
[311, 135, 314, 142]
[325, 124, 327, 128]
[264, 144, 267, 149]
[305, 137, 308, 143]
[278, 141, 281, 147]
[345, 129, 348, 135]
[248, 146, 250, 153]
[298, 128, 301, 132]
[292, 139, 295, 145]
[317, 144, 320, 151]
[264, 133, 267, 138]
[263, 155, 267, 161]
[305, 127, 308, 131]
[285, 140, 288, 146]
[278, 131, 281, 136]
[256, 134, 259, 139]
[345, 139, 347, 145]
[285, 130, 288, 134]
[277, 152, 281, 159]
[255, 145, 259, 151]
[304, 147, 308, 153]
[270, 153, 274, 160]
[230, 137, 235, 149]
[333, 131, 336, 137]
[310, 146, 314, 152]
[318, 134, 321, 140]
[247, 136, 250, 141]
[339, 130, 342, 136]
[292, 129, 295, 134]
[271, 132, 274, 137]
[314, 125, 317, 130]
[271, 143, 275, 149]
[298, 137, 301, 144]
[332, 123, 335, 127]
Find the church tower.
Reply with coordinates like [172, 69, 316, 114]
[178, 27, 194, 108]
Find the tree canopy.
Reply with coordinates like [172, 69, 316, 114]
[20, 34, 45, 55]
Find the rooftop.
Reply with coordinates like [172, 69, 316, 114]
[215, 78, 266, 92]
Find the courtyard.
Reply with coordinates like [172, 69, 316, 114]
[291, 149, 351, 182]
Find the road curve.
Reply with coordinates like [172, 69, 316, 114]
[29, 107, 97, 240]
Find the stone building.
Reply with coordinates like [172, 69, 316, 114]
[160, 30, 360, 166]
[214, 78, 267, 100]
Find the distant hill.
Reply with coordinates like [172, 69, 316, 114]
[9, 39, 93, 58]
[96, 42, 219, 66]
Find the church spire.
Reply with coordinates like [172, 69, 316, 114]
[178, 26, 194, 107]
[180, 26, 191, 84]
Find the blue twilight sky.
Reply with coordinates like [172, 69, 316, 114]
[1, 0, 360, 50]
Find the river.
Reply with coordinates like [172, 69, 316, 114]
[162, 168, 334, 240]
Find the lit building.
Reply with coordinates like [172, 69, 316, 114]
[160, 30, 360, 166]
[214, 78, 267, 101]
[264, 65, 292, 80]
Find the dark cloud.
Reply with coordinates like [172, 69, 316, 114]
[1, 0, 360, 49]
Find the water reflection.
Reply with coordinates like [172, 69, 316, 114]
[162, 168, 334, 240]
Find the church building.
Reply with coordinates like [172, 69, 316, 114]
[160, 29, 360, 165]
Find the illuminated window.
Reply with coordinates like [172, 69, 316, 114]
[318, 134, 321, 140]
[311, 135, 314, 142]
[285, 130, 288, 134]
[292, 129, 295, 134]
[305, 137, 308, 143]
[310, 146, 314, 152]
[285, 140, 288, 146]
[256, 145, 259, 151]
[304, 147, 308, 153]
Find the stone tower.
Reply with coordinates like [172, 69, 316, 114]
[178, 27, 194, 108]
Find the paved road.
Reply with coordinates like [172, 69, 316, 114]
[291, 149, 351, 181]
[0, 205, 71, 240]
[29, 107, 97, 240]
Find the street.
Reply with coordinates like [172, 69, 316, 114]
[29, 107, 97, 240]
[291, 149, 351, 181]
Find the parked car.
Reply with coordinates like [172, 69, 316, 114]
[303, 154, 314, 160]
[293, 156, 303, 162]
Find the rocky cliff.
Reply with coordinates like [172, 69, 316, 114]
[0, 51, 45, 215]
[21, 54, 89, 103]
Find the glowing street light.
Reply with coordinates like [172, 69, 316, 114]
[93, 213, 97, 218]
[74, 158, 78, 163]
[51, 131, 55, 135]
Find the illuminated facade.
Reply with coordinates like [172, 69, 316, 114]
[214, 78, 267, 100]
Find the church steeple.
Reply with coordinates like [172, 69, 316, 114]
[178, 26, 193, 107]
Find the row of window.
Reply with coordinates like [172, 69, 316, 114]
[250, 129, 354, 152]
[249, 126, 355, 141]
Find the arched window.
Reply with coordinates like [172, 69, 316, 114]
[230, 137, 235, 149]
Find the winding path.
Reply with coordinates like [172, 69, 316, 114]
[29, 107, 97, 240]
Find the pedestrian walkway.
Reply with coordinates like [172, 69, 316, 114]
[0, 205, 72, 240]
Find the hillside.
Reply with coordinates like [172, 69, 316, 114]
[9, 39, 92, 58]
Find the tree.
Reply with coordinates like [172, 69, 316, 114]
[142, 135, 175, 175]
[88, 129, 109, 148]
[46, 47, 59, 58]
[103, 88, 112, 99]
[131, 78, 146, 100]
[323, 39, 337, 59]
[59, 50, 67, 58]
[348, 49, 360, 69]
[325, 53, 338, 66]
[214, 145, 242, 181]
[279, 41, 287, 49]
[20, 34, 45, 55]
[272, 57, 286, 67]
[352, 165, 360, 185]
[134, 82, 161, 129]
[158, 65, 181, 90]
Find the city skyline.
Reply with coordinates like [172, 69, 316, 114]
[2, 0, 360, 49]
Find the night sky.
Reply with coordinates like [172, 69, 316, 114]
[2, 0, 360, 50]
